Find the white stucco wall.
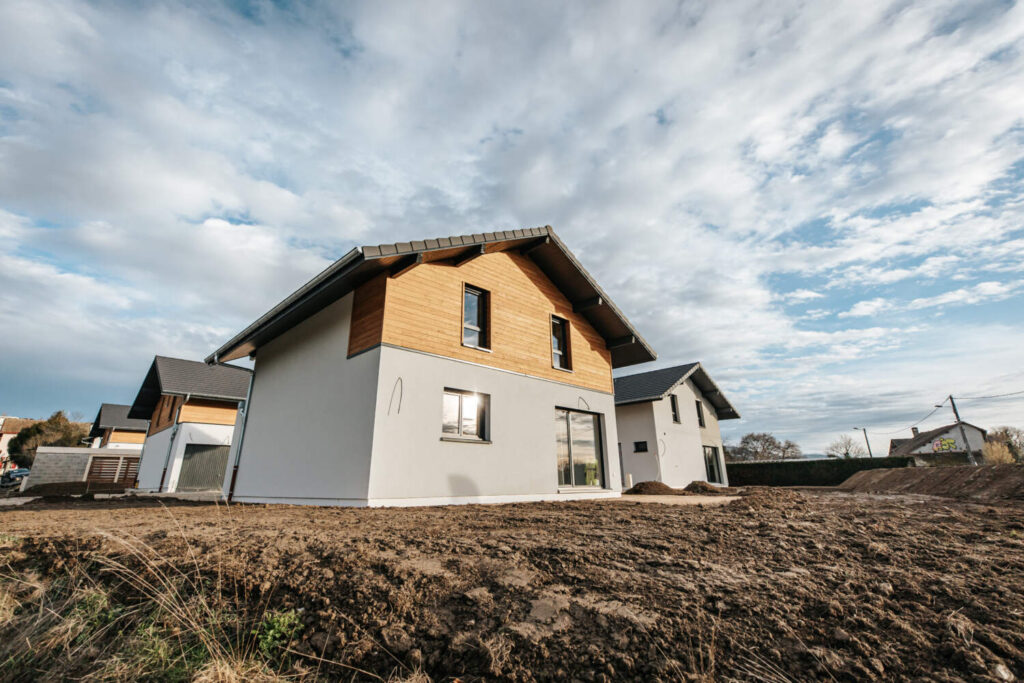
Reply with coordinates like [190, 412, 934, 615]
[136, 427, 173, 490]
[366, 345, 621, 506]
[615, 378, 730, 488]
[909, 424, 986, 454]
[164, 422, 235, 492]
[103, 441, 144, 450]
[229, 292, 382, 505]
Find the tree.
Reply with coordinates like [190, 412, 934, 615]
[825, 434, 866, 459]
[987, 426, 1023, 463]
[726, 433, 802, 461]
[7, 411, 89, 468]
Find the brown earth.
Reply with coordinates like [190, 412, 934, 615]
[840, 464, 1024, 501]
[2, 490, 1023, 681]
[19, 481, 129, 496]
[624, 480, 737, 496]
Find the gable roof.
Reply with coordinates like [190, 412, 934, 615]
[613, 362, 740, 420]
[0, 417, 39, 435]
[889, 422, 987, 457]
[205, 226, 656, 369]
[89, 403, 149, 438]
[128, 356, 252, 420]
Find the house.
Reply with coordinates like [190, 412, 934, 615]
[130, 356, 251, 493]
[20, 447, 142, 492]
[888, 422, 986, 466]
[88, 403, 148, 450]
[614, 362, 740, 488]
[1, 417, 38, 472]
[205, 226, 656, 507]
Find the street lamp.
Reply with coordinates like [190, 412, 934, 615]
[852, 427, 873, 458]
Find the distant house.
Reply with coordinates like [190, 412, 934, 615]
[205, 227, 655, 507]
[88, 404, 148, 450]
[130, 356, 251, 494]
[614, 363, 740, 488]
[888, 422, 986, 466]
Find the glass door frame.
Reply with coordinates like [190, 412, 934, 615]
[554, 406, 607, 489]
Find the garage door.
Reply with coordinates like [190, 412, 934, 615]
[176, 444, 230, 492]
[86, 456, 140, 485]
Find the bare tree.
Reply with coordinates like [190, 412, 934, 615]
[825, 434, 867, 459]
[780, 440, 803, 460]
[987, 426, 1023, 463]
[727, 433, 803, 461]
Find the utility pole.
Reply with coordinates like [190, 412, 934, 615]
[948, 395, 978, 466]
[853, 427, 873, 458]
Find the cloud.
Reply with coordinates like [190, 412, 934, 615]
[1, 0, 1023, 448]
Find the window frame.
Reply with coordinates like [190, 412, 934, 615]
[695, 400, 706, 428]
[461, 284, 490, 351]
[550, 315, 572, 371]
[441, 388, 490, 443]
[633, 440, 649, 453]
[670, 394, 681, 423]
[703, 445, 722, 484]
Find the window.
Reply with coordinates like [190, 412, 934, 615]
[442, 389, 489, 441]
[704, 445, 722, 484]
[551, 316, 571, 370]
[555, 408, 604, 487]
[633, 441, 648, 453]
[462, 285, 489, 349]
[670, 394, 681, 423]
[695, 400, 706, 428]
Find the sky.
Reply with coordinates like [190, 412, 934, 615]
[1, 0, 1022, 452]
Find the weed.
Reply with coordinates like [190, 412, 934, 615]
[253, 609, 304, 658]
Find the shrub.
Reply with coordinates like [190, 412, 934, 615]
[983, 441, 1015, 465]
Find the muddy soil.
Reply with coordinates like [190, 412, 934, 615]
[624, 480, 737, 496]
[2, 490, 1023, 681]
[841, 464, 1024, 501]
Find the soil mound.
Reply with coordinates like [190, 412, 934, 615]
[682, 480, 735, 495]
[624, 480, 677, 495]
[839, 464, 1024, 501]
[625, 480, 738, 496]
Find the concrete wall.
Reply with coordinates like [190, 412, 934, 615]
[136, 427, 174, 490]
[365, 345, 621, 506]
[615, 378, 729, 488]
[229, 292, 381, 505]
[20, 447, 139, 490]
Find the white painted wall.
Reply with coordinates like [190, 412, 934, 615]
[366, 345, 621, 506]
[229, 292, 382, 504]
[164, 422, 235, 492]
[615, 378, 730, 488]
[909, 424, 986, 454]
[136, 427, 173, 490]
[104, 441, 143, 450]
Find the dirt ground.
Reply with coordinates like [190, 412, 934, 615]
[841, 464, 1024, 502]
[2, 489, 1023, 681]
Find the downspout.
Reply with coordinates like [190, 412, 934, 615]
[157, 393, 189, 492]
[209, 353, 254, 503]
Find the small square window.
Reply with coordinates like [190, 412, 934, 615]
[695, 400, 706, 428]
[463, 285, 489, 349]
[442, 389, 489, 441]
[551, 316, 571, 370]
[670, 394, 681, 423]
[633, 441, 648, 453]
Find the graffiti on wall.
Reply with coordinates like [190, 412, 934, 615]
[932, 437, 957, 452]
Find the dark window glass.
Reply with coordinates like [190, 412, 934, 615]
[551, 316, 570, 369]
[670, 394, 681, 423]
[696, 400, 706, 428]
[704, 445, 722, 484]
[634, 441, 648, 453]
[463, 286, 488, 348]
[555, 408, 604, 487]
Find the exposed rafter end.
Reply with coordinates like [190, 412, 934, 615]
[573, 296, 603, 313]
[452, 244, 487, 267]
[607, 335, 635, 350]
[389, 253, 423, 278]
[519, 236, 550, 255]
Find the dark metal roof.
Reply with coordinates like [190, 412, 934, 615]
[205, 226, 656, 368]
[613, 362, 741, 420]
[888, 422, 986, 457]
[89, 403, 149, 438]
[128, 356, 252, 420]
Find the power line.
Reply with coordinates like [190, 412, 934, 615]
[867, 399, 948, 435]
[956, 389, 1024, 401]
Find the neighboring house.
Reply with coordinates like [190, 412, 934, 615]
[20, 447, 141, 492]
[130, 356, 251, 493]
[88, 404, 148, 450]
[888, 422, 986, 466]
[205, 226, 656, 507]
[1, 417, 39, 472]
[614, 362, 740, 488]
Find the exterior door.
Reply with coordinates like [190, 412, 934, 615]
[176, 444, 230, 492]
[555, 408, 604, 488]
[703, 445, 723, 484]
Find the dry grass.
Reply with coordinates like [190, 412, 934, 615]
[983, 441, 1016, 465]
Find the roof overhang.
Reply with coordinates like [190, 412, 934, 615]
[206, 227, 656, 368]
[127, 360, 163, 421]
[614, 363, 741, 419]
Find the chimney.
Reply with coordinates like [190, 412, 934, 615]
[911, 427, 919, 437]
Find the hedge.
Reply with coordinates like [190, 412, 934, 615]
[725, 456, 915, 487]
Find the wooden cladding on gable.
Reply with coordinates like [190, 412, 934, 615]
[148, 395, 182, 435]
[347, 250, 613, 393]
[107, 429, 146, 445]
[148, 395, 238, 435]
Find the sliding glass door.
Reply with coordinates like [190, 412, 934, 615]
[555, 408, 604, 488]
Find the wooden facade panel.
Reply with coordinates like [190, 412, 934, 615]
[348, 273, 387, 356]
[179, 399, 238, 426]
[378, 251, 613, 393]
[108, 429, 146, 444]
[148, 395, 182, 435]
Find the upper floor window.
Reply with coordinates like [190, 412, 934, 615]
[551, 316, 571, 370]
[695, 400, 706, 428]
[442, 389, 489, 441]
[670, 394, 681, 423]
[463, 285, 489, 349]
